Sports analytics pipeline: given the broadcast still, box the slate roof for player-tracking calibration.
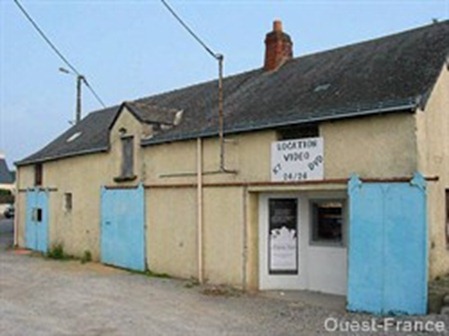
[17,20,449,166]
[0,157,14,184]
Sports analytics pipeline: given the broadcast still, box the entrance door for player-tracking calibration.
[25,189,49,253]
[259,192,347,295]
[100,185,145,271]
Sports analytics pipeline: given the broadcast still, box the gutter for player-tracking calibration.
[15,146,109,167]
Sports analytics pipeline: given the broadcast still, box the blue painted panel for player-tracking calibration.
[347,173,427,315]
[383,175,427,315]
[347,176,384,314]
[36,191,49,253]
[25,189,49,253]
[101,185,145,271]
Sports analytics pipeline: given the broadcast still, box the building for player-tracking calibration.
[15,20,449,315]
[0,153,14,191]
[0,152,15,215]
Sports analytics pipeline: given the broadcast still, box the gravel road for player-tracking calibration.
[0,219,448,336]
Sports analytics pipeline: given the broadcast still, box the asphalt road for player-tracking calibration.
[0,218,448,336]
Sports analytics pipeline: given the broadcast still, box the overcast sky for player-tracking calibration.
[1,0,449,168]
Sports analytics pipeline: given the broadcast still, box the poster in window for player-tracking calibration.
[268,198,298,274]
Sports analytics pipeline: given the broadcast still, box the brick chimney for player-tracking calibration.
[264,20,293,71]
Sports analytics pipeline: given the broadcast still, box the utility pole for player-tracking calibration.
[76,75,85,124]
[59,67,85,124]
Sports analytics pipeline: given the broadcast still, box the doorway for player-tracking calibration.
[259,192,347,295]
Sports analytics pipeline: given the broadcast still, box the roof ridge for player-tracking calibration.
[85,21,448,118]
[292,20,449,64]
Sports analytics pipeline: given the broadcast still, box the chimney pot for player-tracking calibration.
[273,20,283,32]
[264,20,293,71]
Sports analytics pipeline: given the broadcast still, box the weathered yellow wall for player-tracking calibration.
[416,66,449,279]
[203,187,244,286]
[322,113,417,178]
[147,188,198,279]
[44,152,109,258]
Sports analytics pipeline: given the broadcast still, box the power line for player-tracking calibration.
[160,0,231,172]
[13,0,106,108]
[160,0,221,60]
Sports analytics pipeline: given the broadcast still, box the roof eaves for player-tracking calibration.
[15,146,109,167]
[142,101,417,146]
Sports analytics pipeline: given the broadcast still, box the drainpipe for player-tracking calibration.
[197,138,204,283]
[13,168,19,247]
[242,186,248,290]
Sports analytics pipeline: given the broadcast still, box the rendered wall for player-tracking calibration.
[147,187,198,279]
[416,66,449,279]
[203,187,244,286]
[322,112,417,178]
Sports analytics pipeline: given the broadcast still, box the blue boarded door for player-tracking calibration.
[101,185,146,271]
[25,189,49,253]
[347,173,427,315]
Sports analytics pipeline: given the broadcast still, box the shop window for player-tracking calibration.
[34,163,43,186]
[277,124,319,140]
[311,200,344,245]
[64,193,73,212]
[446,190,449,249]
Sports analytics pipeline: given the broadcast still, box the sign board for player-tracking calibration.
[268,199,298,274]
[271,137,324,182]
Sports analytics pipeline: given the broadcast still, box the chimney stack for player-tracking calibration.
[264,20,293,71]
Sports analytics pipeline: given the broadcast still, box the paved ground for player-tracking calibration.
[1,219,448,336]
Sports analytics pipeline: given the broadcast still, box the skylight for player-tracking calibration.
[314,84,331,93]
[66,131,82,143]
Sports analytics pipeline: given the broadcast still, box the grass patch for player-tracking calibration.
[184,277,200,288]
[46,243,74,261]
[201,284,242,297]
[81,250,92,264]
[128,269,171,279]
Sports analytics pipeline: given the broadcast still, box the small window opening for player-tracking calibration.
[33,208,43,222]
[64,193,73,212]
[34,164,43,186]
[277,124,319,140]
[121,136,134,178]
[311,200,344,245]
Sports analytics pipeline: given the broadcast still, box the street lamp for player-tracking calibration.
[59,67,85,124]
